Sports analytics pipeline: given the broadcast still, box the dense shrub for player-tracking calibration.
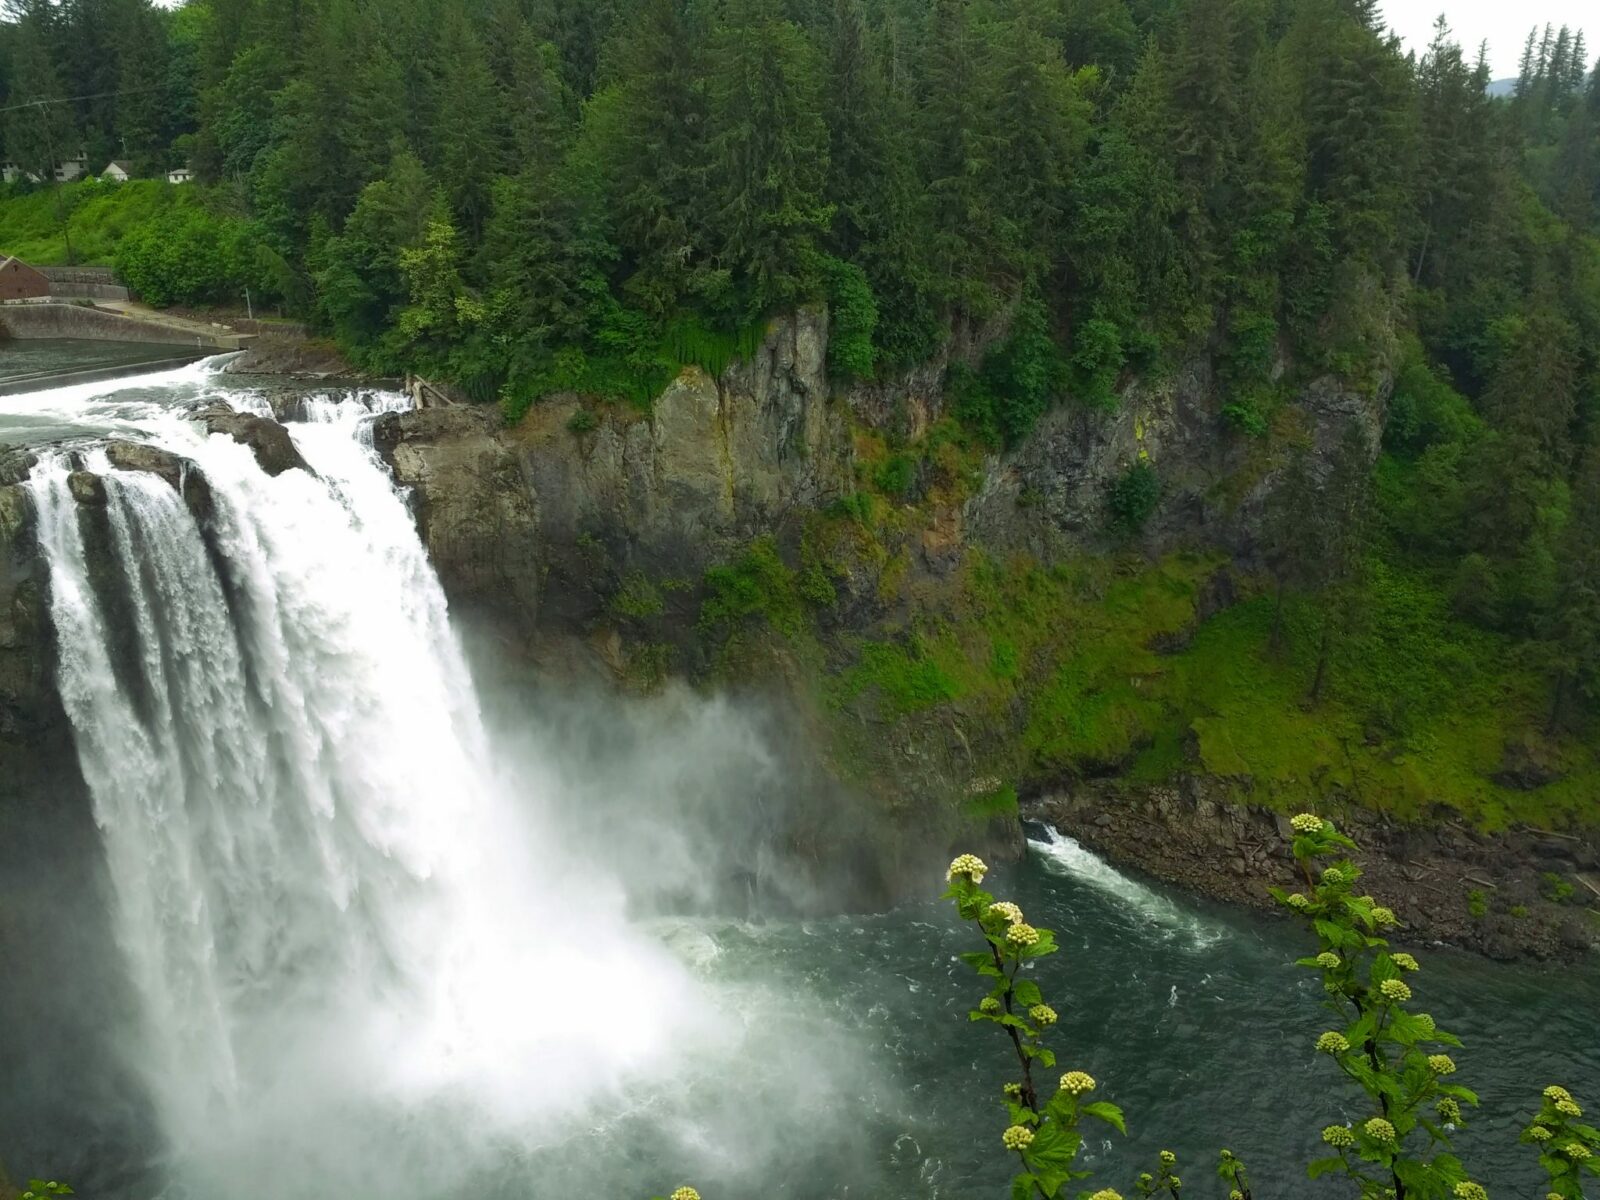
[1107,462,1161,537]
[115,205,280,307]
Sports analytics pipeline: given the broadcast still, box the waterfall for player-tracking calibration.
[24,376,697,1196]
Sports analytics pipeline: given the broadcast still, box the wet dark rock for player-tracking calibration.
[0,449,37,488]
[373,406,542,636]
[68,471,105,506]
[222,336,354,378]
[195,405,310,477]
[1494,733,1566,790]
[103,441,214,522]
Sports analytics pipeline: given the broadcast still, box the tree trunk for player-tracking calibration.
[1546,669,1569,735]
[1307,623,1332,704]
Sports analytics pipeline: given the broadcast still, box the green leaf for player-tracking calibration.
[1035,1046,1056,1067]
[1080,1100,1126,1134]
[1014,979,1044,1007]
[1307,1156,1345,1180]
[1011,1174,1038,1200]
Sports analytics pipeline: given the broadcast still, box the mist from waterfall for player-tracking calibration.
[23,382,722,1197]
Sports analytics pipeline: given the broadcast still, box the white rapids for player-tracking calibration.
[18,363,701,1195]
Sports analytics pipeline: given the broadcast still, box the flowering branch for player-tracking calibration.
[1521,1085,1598,1198]
[1273,813,1488,1200]
[944,853,1127,1200]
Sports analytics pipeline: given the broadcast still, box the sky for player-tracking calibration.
[1380,0,1594,77]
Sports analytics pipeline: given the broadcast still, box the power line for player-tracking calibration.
[0,83,168,117]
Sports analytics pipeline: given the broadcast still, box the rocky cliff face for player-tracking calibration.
[378,309,1388,642]
[0,449,63,791]
[376,307,855,639]
[362,309,1411,910]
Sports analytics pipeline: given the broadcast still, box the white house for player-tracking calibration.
[101,161,134,182]
[167,167,193,184]
[54,150,88,182]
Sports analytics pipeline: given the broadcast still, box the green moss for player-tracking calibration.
[965,782,1020,821]
[611,571,665,619]
[837,638,961,715]
[700,534,839,638]
[810,541,1600,832]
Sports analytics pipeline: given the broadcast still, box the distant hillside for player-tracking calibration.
[1487,77,1517,96]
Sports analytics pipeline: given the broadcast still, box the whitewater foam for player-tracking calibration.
[1027,824,1227,948]
[23,370,704,1196]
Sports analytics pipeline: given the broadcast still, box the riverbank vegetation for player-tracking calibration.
[3,1,1599,814]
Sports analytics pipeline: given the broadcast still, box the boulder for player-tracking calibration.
[67,471,106,506]
[195,405,310,477]
[103,441,214,521]
[0,449,37,488]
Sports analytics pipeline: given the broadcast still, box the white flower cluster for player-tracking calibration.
[1059,1070,1096,1095]
[947,854,988,884]
[1002,1125,1034,1151]
[1379,978,1412,1002]
[1291,813,1324,834]
[1364,1118,1396,1143]
[1006,923,1040,948]
[987,901,1024,925]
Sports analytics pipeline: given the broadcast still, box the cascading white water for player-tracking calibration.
[24,372,701,1196]
[1027,824,1226,948]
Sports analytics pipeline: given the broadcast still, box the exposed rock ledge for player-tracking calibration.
[1029,780,1599,963]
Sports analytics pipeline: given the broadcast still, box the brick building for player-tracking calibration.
[0,257,51,301]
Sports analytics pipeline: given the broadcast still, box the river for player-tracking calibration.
[0,360,1594,1200]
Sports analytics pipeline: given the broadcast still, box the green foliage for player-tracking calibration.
[567,408,599,435]
[0,179,199,267]
[1107,463,1161,538]
[1540,872,1577,905]
[115,202,281,307]
[840,639,961,716]
[951,293,1069,449]
[1274,816,1488,1200]
[1521,1085,1599,1198]
[873,453,916,498]
[611,572,665,620]
[820,256,878,381]
[700,536,809,637]
[20,1181,73,1200]
[1069,318,1125,411]
[943,855,1126,1199]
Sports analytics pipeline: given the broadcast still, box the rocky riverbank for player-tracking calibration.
[1028,780,1600,962]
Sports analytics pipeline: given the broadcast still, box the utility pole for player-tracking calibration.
[35,100,75,266]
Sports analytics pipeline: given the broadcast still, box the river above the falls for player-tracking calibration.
[0,361,1595,1200]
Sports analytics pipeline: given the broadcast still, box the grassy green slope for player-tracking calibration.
[0,179,191,266]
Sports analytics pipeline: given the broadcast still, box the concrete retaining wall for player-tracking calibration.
[0,302,249,350]
[38,266,121,284]
[37,267,132,302]
[47,282,132,301]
